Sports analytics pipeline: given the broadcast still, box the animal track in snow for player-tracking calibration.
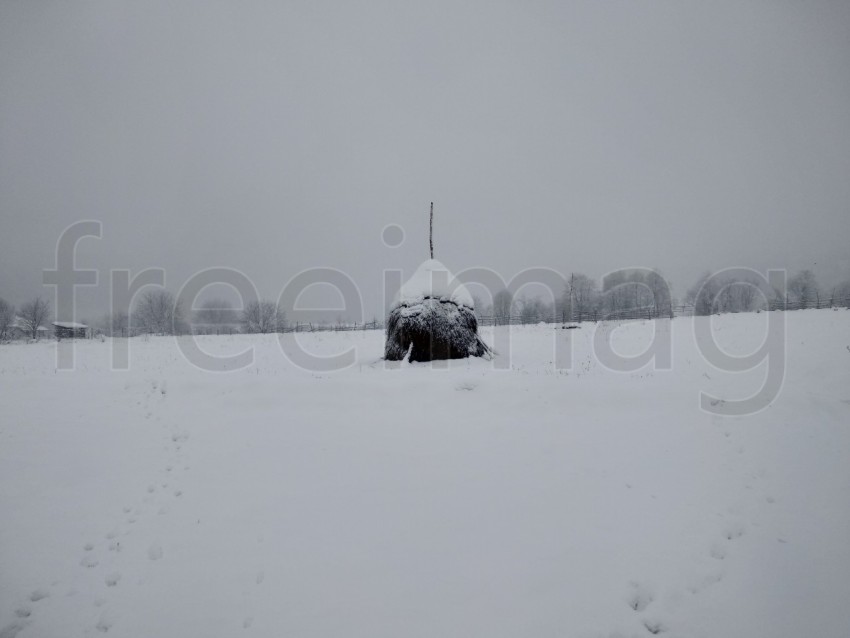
[13,607,31,619]
[255,571,265,585]
[96,610,115,633]
[105,572,121,587]
[29,589,49,602]
[628,582,654,612]
[723,524,745,541]
[644,618,667,634]
[80,555,99,568]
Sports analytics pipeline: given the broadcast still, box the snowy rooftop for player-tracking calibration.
[52,321,88,329]
[11,317,49,330]
[392,259,474,309]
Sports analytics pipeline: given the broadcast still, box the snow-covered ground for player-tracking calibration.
[1,309,849,638]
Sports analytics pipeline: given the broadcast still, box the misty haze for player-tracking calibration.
[1,3,849,638]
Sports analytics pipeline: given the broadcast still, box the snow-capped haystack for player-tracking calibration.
[384,205,491,362]
[394,259,474,309]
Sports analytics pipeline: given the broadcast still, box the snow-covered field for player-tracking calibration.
[1,310,849,638]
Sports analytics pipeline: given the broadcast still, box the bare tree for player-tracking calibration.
[134,290,184,335]
[492,290,513,326]
[771,286,787,309]
[0,297,14,340]
[686,272,720,316]
[688,274,760,315]
[787,269,819,308]
[471,295,484,320]
[517,296,535,325]
[242,300,285,334]
[835,279,850,308]
[645,270,673,318]
[601,270,628,315]
[733,279,759,312]
[517,296,555,324]
[567,273,598,321]
[19,297,50,340]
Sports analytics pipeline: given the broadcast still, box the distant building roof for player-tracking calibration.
[52,321,88,329]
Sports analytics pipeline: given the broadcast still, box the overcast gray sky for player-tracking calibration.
[2,1,849,320]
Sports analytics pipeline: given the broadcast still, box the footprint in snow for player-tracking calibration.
[255,571,265,585]
[29,589,49,602]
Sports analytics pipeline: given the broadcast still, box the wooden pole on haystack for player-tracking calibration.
[429,202,434,259]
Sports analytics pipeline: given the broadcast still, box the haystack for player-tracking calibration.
[384,258,491,362]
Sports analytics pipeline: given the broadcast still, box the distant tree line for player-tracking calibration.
[2,267,849,341]
[476,267,850,324]
[97,291,288,336]
[479,269,674,325]
[686,268,848,316]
